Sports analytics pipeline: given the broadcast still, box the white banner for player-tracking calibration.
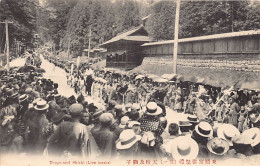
[76,56,80,68]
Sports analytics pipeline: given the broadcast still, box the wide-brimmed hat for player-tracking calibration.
[241,128,260,147]
[69,103,83,115]
[188,115,199,123]
[34,100,49,111]
[145,102,162,116]
[114,104,123,111]
[179,120,192,127]
[132,103,141,111]
[171,136,199,159]
[207,138,229,156]
[125,103,132,112]
[248,112,259,123]
[92,110,103,121]
[119,116,130,129]
[128,121,140,128]
[217,124,240,146]
[116,129,141,150]
[195,121,213,138]
[19,94,28,103]
[51,112,66,123]
[232,135,253,146]
[10,92,19,99]
[33,98,43,105]
[231,135,253,155]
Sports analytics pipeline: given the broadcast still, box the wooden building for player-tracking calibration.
[83,48,107,59]
[141,29,260,60]
[100,25,152,70]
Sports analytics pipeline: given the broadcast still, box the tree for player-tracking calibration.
[0,0,37,53]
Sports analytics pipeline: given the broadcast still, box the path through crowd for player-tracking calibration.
[9,56,188,128]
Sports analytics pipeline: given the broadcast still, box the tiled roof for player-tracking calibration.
[142,29,260,46]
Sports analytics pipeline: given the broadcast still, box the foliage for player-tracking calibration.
[0,0,37,52]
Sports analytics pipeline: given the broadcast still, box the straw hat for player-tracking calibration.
[179,120,192,127]
[51,112,66,123]
[128,121,140,128]
[19,94,28,103]
[145,102,162,116]
[195,121,213,138]
[34,100,49,111]
[125,103,132,112]
[207,138,229,156]
[116,129,141,150]
[217,124,240,146]
[241,128,260,147]
[249,113,260,123]
[119,116,130,129]
[92,110,104,121]
[170,136,199,159]
[188,115,199,123]
[132,103,141,111]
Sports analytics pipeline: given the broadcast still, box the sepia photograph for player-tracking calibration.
[0,0,259,166]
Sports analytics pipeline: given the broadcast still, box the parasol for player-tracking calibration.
[17,65,35,73]
[135,75,145,80]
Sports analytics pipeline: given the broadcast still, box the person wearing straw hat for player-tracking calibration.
[191,121,213,158]
[48,103,100,158]
[119,116,129,129]
[138,102,165,159]
[24,100,49,154]
[217,123,240,147]
[188,114,199,131]
[170,136,199,160]
[140,102,164,143]
[227,135,254,158]
[207,137,229,159]
[179,120,192,136]
[242,127,260,154]
[116,129,141,159]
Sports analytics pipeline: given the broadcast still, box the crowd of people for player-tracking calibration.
[0,50,260,163]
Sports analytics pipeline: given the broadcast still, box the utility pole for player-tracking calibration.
[88,27,91,61]
[67,37,70,60]
[173,0,180,74]
[1,20,13,72]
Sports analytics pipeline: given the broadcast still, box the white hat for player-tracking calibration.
[116,129,141,150]
[128,121,140,128]
[145,102,162,116]
[132,103,141,111]
[217,124,240,146]
[34,100,49,111]
[241,128,260,147]
[119,116,130,129]
[195,121,213,138]
[171,136,199,159]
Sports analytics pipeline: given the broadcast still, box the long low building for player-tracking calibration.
[141,29,260,60]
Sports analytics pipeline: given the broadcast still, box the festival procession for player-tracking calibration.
[0,0,260,165]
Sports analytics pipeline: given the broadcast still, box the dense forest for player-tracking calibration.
[1,0,260,56]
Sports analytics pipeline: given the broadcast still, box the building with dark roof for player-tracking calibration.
[100,25,152,70]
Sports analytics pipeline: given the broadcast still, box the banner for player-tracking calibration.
[76,56,80,68]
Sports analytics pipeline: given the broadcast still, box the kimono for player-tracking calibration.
[47,121,100,158]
